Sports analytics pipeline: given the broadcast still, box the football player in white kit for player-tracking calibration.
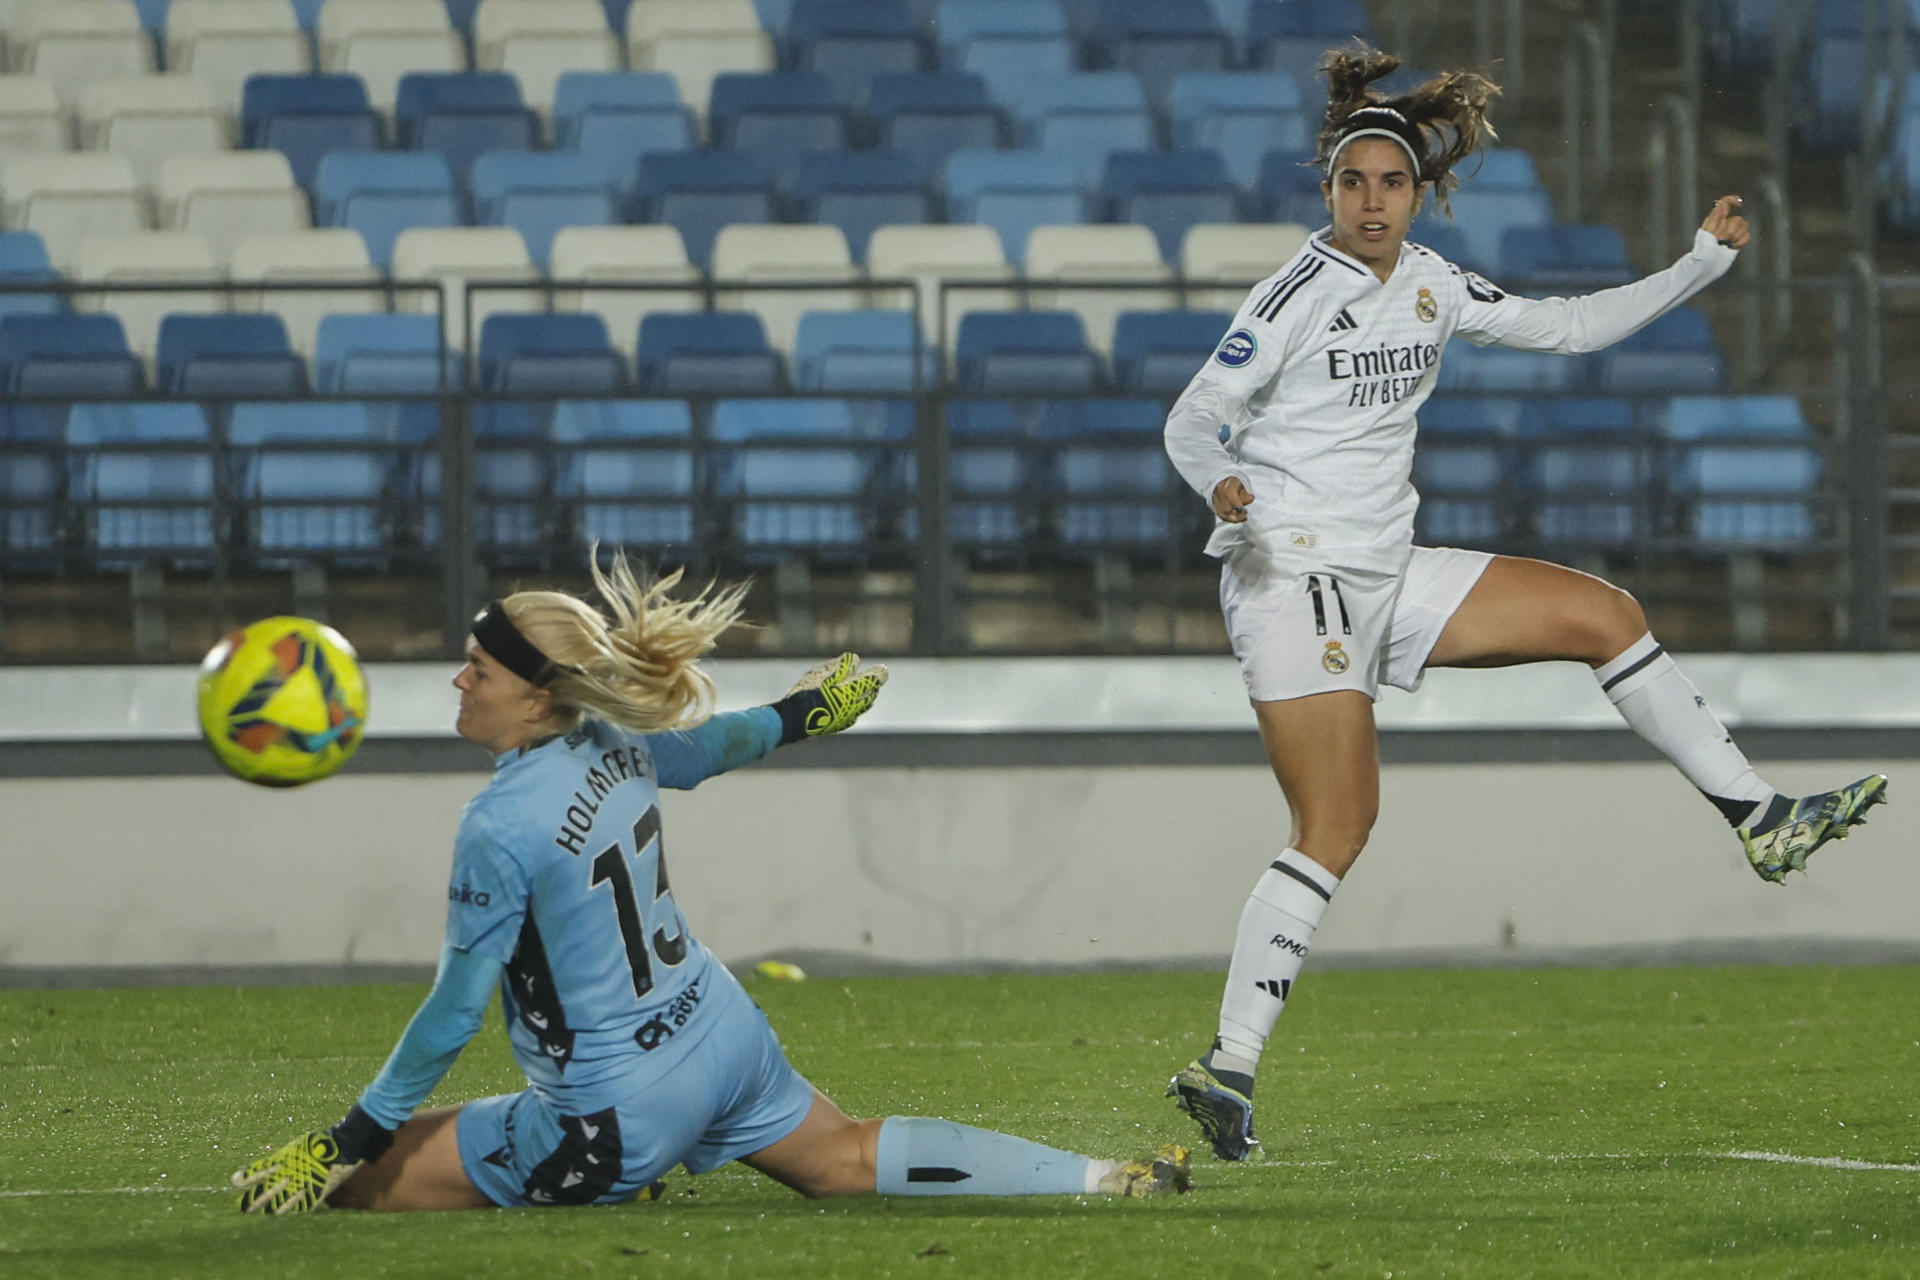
[1162,46,1887,1162]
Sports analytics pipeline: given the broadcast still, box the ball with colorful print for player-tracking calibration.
[196,617,368,786]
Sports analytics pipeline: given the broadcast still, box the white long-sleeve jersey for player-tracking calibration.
[1163,226,1739,572]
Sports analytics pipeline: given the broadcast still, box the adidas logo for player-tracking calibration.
[1327,308,1357,332]
[1255,978,1292,1000]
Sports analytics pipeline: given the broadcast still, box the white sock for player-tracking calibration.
[1212,848,1340,1078]
[1597,633,1775,827]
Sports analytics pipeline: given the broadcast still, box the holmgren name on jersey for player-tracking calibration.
[1326,340,1440,409]
[552,744,659,856]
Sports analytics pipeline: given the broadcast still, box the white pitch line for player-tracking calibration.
[1716,1150,1920,1173]
[0,1185,225,1199]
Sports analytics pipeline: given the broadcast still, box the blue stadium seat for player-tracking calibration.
[1259,151,1329,226]
[786,0,924,103]
[0,231,62,320]
[314,151,462,267]
[1436,343,1581,394]
[939,1,1075,108]
[944,398,1038,552]
[242,75,385,189]
[791,150,931,259]
[710,398,882,555]
[1594,307,1727,393]
[1039,397,1174,552]
[552,398,697,551]
[633,151,776,270]
[1519,397,1649,547]
[1013,71,1153,184]
[707,72,850,174]
[1111,309,1230,391]
[1662,394,1822,549]
[1498,224,1634,289]
[866,72,1003,173]
[314,314,456,394]
[1168,71,1309,192]
[1408,222,1489,275]
[635,312,785,393]
[1247,0,1374,80]
[1440,154,1556,268]
[0,314,142,397]
[0,405,63,561]
[944,149,1088,266]
[955,310,1102,392]
[469,150,615,268]
[1089,0,1229,104]
[66,403,216,569]
[794,309,935,390]
[1103,149,1241,260]
[155,314,306,398]
[1412,396,1522,545]
[478,313,626,393]
[229,401,388,566]
[553,71,688,147]
[395,73,539,178]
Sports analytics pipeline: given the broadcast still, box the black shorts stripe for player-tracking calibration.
[1270,858,1333,902]
[1306,575,1327,636]
[1257,258,1324,321]
[1328,577,1352,635]
[1600,644,1666,693]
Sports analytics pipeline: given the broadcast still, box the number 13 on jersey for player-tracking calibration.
[589,805,688,999]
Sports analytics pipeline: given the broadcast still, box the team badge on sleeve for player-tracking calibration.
[1215,329,1257,367]
[1414,288,1437,322]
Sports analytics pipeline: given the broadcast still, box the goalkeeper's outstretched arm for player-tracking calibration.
[649,652,889,789]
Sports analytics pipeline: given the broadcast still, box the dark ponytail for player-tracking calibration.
[1313,43,1501,216]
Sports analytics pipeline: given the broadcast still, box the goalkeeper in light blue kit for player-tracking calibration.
[232,551,1188,1214]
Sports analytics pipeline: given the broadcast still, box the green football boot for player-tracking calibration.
[1739,774,1888,883]
[1097,1143,1193,1197]
[1167,1057,1257,1162]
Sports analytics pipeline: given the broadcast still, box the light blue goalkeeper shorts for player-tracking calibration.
[455,968,816,1206]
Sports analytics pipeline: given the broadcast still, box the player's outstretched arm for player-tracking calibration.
[650,653,889,788]
[233,1104,393,1215]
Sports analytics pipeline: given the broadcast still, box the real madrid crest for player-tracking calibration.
[1322,641,1350,674]
[1414,287,1437,323]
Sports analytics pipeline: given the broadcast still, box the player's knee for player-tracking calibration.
[1296,807,1376,873]
[794,1117,882,1198]
[1583,582,1648,661]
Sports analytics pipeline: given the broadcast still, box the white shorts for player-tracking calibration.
[1220,544,1493,702]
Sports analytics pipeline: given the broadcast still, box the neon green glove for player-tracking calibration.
[772,652,889,742]
[233,1105,392,1214]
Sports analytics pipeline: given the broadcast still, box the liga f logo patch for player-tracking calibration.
[1215,328,1257,367]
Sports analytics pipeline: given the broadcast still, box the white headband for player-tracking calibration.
[1325,127,1422,179]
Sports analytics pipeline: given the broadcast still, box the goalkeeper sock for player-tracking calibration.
[1597,634,1775,827]
[1212,848,1340,1080]
[875,1117,1106,1196]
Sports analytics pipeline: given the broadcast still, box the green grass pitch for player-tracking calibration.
[2,966,1917,1278]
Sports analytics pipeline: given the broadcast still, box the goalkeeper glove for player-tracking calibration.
[233,1104,394,1215]
[772,652,888,744]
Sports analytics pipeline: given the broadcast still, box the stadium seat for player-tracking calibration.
[314,150,461,268]
[1436,151,1556,270]
[72,230,224,364]
[709,397,884,555]
[0,152,148,272]
[1103,149,1241,261]
[636,31,776,128]
[394,72,538,177]
[1246,0,1373,80]
[0,75,66,153]
[155,152,311,263]
[0,312,142,396]
[472,0,621,117]
[1593,307,1727,393]
[76,76,228,188]
[1498,225,1635,290]
[240,74,384,189]
[553,70,689,155]
[943,148,1088,268]
[786,0,923,103]
[1039,396,1175,553]
[6,0,156,105]
[635,311,784,393]
[165,0,312,120]
[0,230,63,321]
[1437,343,1582,394]
[65,400,216,569]
[633,149,775,270]
[1258,149,1330,226]
[229,228,384,359]
[1168,70,1310,192]
[1179,222,1311,310]
[552,398,696,552]
[794,308,934,390]
[942,397,1035,553]
[710,224,863,356]
[1411,395,1521,545]
[548,225,703,361]
[155,313,306,396]
[317,0,468,113]
[791,150,931,262]
[1661,394,1822,549]
[1408,221,1489,276]
[469,150,614,269]
[1111,309,1230,392]
[228,399,389,566]
[390,226,540,350]
[707,71,849,187]
[865,223,1016,360]
[1519,396,1649,547]
[1010,71,1153,185]
[313,312,456,393]
[1024,223,1176,356]
[1086,0,1229,104]
[955,310,1102,392]
[477,312,625,393]
[0,403,62,560]
[865,71,1002,175]
[939,3,1073,109]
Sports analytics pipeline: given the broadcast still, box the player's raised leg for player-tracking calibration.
[1171,688,1375,1161]
[743,1090,1190,1198]
[1426,555,1886,881]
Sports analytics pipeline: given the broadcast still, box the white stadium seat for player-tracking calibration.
[1180,222,1311,311]
[0,150,147,270]
[0,74,66,152]
[317,0,465,112]
[549,225,702,359]
[77,76,229,187]
[476,0,620,117]
[624,0,762,44]
[6,0,154,104]
[639,33,774,126]
[73,229,224,363]
[711,223,862,356]
[229,228,384,357]
[165,0,312,126]
[390,226,539,349]
[1023,224,1176,356]
[156,151,309,261]
[866,223,1015,356]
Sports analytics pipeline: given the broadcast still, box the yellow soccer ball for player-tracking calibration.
[196,617,369,787]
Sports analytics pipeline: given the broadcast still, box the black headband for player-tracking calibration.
[471,600,560,687]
